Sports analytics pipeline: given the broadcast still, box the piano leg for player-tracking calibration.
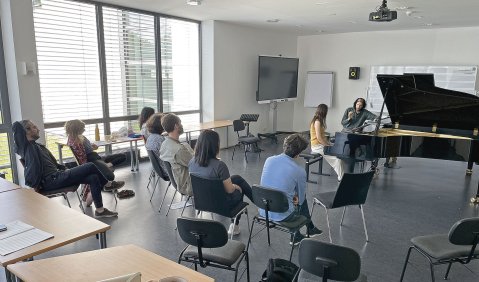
[466,159,473,176]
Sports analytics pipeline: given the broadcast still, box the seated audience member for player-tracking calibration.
[145,113,168,173]
[64,120,125,205]
[260,134,322,245]
[341,97,377,131]
[310,104,345,181]
[189,130,253,236]
[159,113,194,196]
[13,120,118,218]
[139,107,155,141]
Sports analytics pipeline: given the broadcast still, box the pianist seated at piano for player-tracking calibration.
[310,104,345,181]
[341,97,377,132]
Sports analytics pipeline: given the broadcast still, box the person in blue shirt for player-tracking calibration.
[259,133,322,245]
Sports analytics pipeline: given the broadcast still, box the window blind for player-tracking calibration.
[103,7,157,118]
[160,18,200,113]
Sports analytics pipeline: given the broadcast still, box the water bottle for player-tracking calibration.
[94,124,100,141]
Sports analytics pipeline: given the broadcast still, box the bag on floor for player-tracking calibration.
[261,258,299,282]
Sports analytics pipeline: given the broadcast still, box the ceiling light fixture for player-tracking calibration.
[266,19,280,23]
[186,0,201,6]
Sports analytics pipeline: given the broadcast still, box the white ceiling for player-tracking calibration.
[94,0,479,35]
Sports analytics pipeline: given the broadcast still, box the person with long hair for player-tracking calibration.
[188,129,253,236]
[139,107,155,141]
[65,120,125,205]
[310,104,345,181]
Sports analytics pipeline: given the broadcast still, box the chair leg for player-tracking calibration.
[266,219,271,246]
[246,219,255,251]
[289,231,297,261]
[146,169,155,191]
[429,260,436,282]
[359,205,369,242]
[180,196,190,216]
[245,250,250,282]
[340,207,347,226]
[232,144,236,160]
[149,177,160,202]
[158,182,171,213]
[245,209,251,235]
[400,246,414,282]
[63,193,72,208]
[75,190,86,214]
[166,190,177,216]
[324,206,332,243]
[444,262,452,280]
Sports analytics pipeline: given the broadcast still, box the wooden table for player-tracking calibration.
[0,178,21,193]
[0,189,110,281]
[183,120,233,146]
[7,244,214,282]
[56,136,143,172]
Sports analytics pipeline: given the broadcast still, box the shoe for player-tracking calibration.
[85,192,93,207]
[227,223,241,236]
[94,208,118,218]
[104,181,125,192]
[289,233,305,246]
[307,227,323,238]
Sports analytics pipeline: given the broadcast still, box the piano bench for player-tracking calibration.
[299,153,330,183]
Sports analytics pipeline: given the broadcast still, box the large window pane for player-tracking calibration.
[160,18,200,112]
[0,133,12,181]
[33,0,102,124]
[103,8,157,118]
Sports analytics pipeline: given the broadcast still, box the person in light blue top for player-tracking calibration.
[259,133,322,245]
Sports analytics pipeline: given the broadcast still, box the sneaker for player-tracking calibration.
[289,233,305,246]
[94,208,118,218]
[227,223,241,236]
[104,181,125,192]
[307,227,323,238]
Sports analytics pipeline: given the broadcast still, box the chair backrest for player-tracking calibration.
[233,120,245,132]
[190,173,231,217]
[252,185,289,213]
[448,217,479,245]
[68,146,82,165]
[146,150,170,182]
[298,239,360,281]
[177,217,228,248]
[332,171,375,208]
[163,160,178,189]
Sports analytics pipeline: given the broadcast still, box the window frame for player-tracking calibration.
[39,0,202,135]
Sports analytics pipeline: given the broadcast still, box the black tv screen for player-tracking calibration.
[257,56,299,103]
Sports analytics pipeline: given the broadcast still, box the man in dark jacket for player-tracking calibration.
[13,120,118,218]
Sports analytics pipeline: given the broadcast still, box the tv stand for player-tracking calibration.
[258,101,296,143]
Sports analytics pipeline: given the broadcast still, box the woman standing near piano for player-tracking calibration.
[310,104,345,181]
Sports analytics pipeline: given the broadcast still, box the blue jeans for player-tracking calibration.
[42,163,108,208]
[228,175,253,224]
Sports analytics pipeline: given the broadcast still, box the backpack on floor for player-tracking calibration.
[261,258,299,282]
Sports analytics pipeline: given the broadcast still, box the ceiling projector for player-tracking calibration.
[369,0,397,22]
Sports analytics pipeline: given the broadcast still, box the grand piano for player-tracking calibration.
[324,73,479,202]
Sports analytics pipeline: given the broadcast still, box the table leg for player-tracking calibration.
[99,232,107,249]
[57,144,64,165]
[5,268,14,282]
[129,141,134,171]
[134,140,139,171]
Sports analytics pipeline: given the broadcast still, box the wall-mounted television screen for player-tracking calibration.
[257,56,299,104]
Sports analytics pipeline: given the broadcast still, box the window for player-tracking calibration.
[103,7,157,118]
[33,0,102,154]
[160,18,200,113]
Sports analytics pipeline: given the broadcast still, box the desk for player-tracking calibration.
[0,189,110,281]
[7,244,214,282]
[183,120,233,147]
[56,136,143,172]
[0,178,21,193]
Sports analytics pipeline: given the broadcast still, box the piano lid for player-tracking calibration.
[376,74,479,137]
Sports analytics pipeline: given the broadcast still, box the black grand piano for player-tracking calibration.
[324,73,479,202]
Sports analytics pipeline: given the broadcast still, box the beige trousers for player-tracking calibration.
[311,144,344,181]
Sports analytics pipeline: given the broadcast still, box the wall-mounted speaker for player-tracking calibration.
[349,67,360,80]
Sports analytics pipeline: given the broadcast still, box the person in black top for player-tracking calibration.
[12,120,118,218]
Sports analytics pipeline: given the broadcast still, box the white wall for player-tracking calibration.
[203,21,297,146]
[293,27,479,133]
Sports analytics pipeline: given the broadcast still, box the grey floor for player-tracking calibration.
[2,135,479,282]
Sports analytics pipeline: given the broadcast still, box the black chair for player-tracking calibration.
[19,158,85,213]
[190,173,249,239]
[247,185,311,261]
[295,239,362,282]
[146,150,171,203]
[400,217,479,282]
[163,160,191,216]
[232,120,260,162]
[311,171,375,242]
[177,217,250,282]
